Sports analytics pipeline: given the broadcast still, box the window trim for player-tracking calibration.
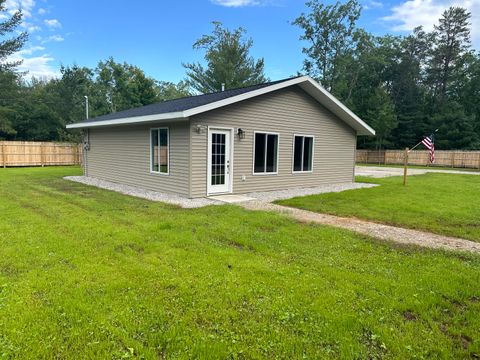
[149,127,170,176]
[292,134,315,174]
[252,131,280,176]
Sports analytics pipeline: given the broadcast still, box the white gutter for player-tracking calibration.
[66,111,186,129]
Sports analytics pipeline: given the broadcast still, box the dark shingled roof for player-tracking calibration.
[80,77,301,124]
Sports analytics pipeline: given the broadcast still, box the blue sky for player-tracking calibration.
[5,0,480,82]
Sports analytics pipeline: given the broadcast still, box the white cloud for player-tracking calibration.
[4,0,36,18]
[211,0,265,7]
[43,34,64,42]
[3,0,43,33]
[383,0,480,47]
[44,18,61,28]
[17,54,59,79]
[363,0,383,10]
[1,0,64,80]
[7,46,59,80]
[17,45,45,55]
[21,21,41,32]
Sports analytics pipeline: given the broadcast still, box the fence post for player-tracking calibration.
[40,143,45,167]
[403,148,409,186]
[1,142,5,168]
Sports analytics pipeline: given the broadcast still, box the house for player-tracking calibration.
[66,76,375,198]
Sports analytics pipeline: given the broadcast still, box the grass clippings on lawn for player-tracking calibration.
[0,167,479,358]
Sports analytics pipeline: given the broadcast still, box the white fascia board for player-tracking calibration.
[299,77,375,136]
[65,111,186,129]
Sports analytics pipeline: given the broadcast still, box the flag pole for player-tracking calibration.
[403,129,438,186]
[409,141,423,152]
[404,141,424,186]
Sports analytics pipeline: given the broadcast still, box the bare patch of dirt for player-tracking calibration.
[403,310,417,321]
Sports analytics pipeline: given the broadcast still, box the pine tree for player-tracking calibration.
[183,22,267,94]
[0,0,27,138]
[364,86,397,149]
[0,0,28,71]
[433,101,476,149]
[389,27,431,148]
[427,7,471,102]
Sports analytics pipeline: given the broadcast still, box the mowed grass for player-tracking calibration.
[278,173,480,242]
[0,167,479,359]
[358,163,480,172]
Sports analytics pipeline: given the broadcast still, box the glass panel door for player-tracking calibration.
[211,133,226,186]
[208,129,231,194]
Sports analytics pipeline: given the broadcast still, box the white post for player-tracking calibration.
[84,95,89,119]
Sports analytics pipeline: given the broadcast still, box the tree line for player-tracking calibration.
[0,0,479,149]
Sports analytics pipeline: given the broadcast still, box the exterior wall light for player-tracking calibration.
[237,128,245,140]
[195,124,207,134]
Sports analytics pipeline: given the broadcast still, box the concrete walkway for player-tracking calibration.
[241,201,480,254]
[356,165,480,178]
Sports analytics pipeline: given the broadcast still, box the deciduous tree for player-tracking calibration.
[293,0,361,92]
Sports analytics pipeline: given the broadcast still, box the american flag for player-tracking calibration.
[422,134,435,163]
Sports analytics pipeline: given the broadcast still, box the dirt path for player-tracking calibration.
[242,201,480,253]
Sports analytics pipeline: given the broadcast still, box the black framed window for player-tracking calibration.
[254,132,278,174]
[293,135,313,172]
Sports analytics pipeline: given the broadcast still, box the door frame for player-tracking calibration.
[207,126,234,196]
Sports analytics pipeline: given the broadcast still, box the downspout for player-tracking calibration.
[83,129,90,177]
[353,131,357,182]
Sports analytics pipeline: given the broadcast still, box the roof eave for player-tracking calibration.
[65,77,309,129]
[65,76,376,136]
[65,111,186,129]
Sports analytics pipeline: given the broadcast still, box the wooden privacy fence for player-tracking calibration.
[0,141,82,168]
[357,150,480,169]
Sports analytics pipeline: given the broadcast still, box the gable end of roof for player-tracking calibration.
[66,76,375,136]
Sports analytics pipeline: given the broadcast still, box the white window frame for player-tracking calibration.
[149,127,170,175]
[292,134,315,174]
[252,131,280,175]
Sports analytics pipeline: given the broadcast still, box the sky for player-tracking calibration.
[3,0,480,82]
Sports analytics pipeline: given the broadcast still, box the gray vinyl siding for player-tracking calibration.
[85,121,190,196]
[190,86,356,198]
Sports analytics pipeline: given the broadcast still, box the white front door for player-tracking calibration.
[207,128,232,195]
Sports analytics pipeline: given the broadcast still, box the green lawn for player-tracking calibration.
[0,167,479,358]
[277,173,480,242]
[358,163,480,172]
